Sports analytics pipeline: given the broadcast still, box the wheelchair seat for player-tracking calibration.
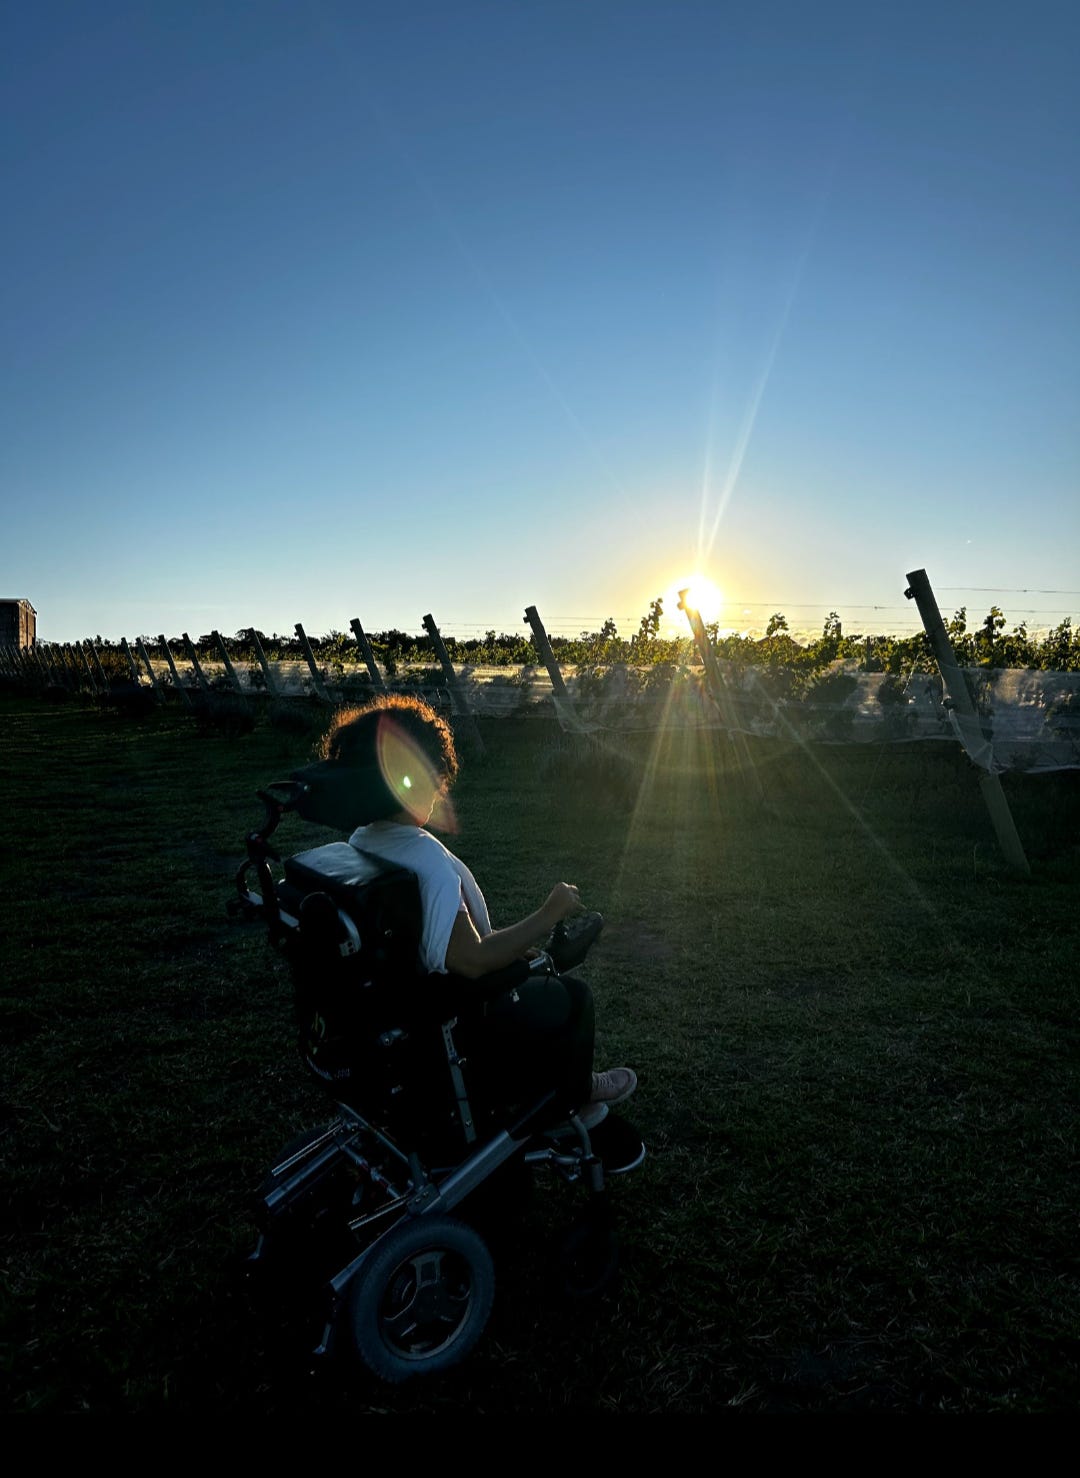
[275,839,533,1156]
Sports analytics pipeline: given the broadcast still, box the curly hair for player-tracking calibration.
[318,694,459,823]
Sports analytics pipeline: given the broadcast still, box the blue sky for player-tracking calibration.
[3,0,1077,644]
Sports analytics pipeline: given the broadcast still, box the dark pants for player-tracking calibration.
[465,973,594,1115]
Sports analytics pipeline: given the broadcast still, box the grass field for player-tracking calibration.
[3,691,1079,1413]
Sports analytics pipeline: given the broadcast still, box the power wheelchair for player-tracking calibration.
[230,760,645,1383]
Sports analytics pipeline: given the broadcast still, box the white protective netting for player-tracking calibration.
[139,657,1080,773]
[550,663,1080,774]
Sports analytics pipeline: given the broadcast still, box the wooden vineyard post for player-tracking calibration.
[422,613,485,754]
[71,644,94,688]
[52,645,73,686]
[249,630,280,697]
[86,642,110,690]
[158,636,194,709]
[120,638,143,687]
[181,633,213,696]
[678,589,766,805]
[523,603,584,732]
[43,648,61,684]
[75,642,101,693]
[48,645,74,689]
[211,631,245,696]
[350,617,386,689]
[523,605,569,697]
[135,639,165,702]
[294,623,331,703]
[679,594,725,703]
[904,568,1030,875]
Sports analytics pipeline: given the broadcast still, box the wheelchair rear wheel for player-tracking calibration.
[348,1216,495,1382]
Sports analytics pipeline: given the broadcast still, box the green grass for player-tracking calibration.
[2,693,1079,1412]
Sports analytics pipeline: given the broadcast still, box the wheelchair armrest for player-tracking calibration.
[416,958,531,1021]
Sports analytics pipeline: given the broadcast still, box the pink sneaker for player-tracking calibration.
[589,1067,638,1106]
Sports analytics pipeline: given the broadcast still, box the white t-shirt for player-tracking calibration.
[347,821,492,975]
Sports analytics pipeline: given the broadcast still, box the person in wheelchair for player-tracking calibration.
[319,693,637,1121]
[237,694,646,1380]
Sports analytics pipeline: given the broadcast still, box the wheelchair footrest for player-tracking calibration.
[581,1113,646,1175]
[531,1110,645,1174]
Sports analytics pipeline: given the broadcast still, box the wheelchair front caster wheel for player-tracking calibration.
[348,1216,495,1383]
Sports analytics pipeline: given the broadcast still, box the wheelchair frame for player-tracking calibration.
[230,773,643,1382]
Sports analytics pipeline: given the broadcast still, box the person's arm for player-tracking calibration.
[443,883,581,979]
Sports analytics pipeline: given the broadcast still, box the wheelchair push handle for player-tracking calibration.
[253,781,309,839]
[229,780,310,928]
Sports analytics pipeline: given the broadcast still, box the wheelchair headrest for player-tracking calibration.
[289,759,386,831]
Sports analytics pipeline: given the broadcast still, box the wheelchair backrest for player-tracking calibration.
[277,842,424,1085]
[280,842,421,973]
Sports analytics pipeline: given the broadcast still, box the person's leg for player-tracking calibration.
[471,972,594,1112]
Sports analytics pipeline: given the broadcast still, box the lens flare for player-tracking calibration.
[375,716,457,831]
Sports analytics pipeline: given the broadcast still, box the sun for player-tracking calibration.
[667,574,724,625]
